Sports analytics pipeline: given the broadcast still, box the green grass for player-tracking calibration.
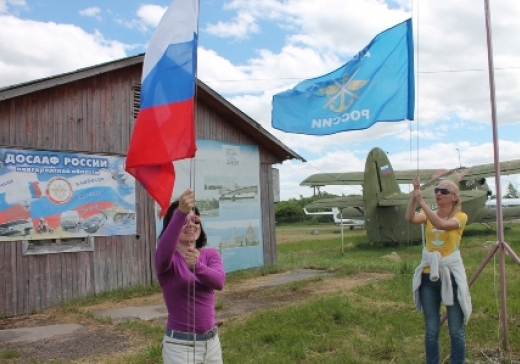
[15,223,519,363]
[0,348,21,360]
[217,223,520,364]
[112,222,519,363]
[57,283,162,314]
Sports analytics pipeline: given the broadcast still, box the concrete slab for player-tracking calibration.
[0,324,83,343]
[92,305,167,322]
[249,269,331,288]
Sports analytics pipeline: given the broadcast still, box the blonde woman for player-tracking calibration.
[405,177,472,364]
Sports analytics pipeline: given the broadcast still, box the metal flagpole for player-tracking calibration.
[483,0,508,350]
[440,0,520,353]
[190,0,201,360]
[479,0,520,351]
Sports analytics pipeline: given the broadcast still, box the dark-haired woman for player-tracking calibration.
[155,189,225,364]
[405,178,472,364]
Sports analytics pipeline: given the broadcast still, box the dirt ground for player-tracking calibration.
[0,272,391,363]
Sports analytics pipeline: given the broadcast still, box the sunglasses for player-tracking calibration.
[183,215,201,225]
[434,187,452,195]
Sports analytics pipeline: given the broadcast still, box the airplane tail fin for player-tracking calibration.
[363,147,401,199]
[362,147,421,243]
[331,207,340,223]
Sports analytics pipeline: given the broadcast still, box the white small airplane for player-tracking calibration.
[303,207,364,230]
[485,198,520,208]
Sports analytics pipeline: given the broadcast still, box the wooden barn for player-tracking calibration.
[0,54,304,317]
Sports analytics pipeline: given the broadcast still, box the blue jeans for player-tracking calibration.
[419,273,465,364]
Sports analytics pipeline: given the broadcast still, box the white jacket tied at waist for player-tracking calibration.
[412,249,472,325]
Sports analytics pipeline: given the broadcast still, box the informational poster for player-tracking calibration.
[156,140,263,273]
[0,148,136,241]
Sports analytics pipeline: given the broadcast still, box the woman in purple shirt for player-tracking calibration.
[155,189,225,364]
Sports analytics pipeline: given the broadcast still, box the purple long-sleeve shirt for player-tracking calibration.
[154,209,225,333]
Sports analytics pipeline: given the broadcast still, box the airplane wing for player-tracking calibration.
[377,190,487,207]
[301,169,449,186]
[418,159,520,190]
[473,205,520,223]
[400,159,520,184]
[394,170,447,184]
[300,172,365,186]
[301,151,520,188]
[304,195,364,210]
[459,159,520,180]
[305,190,486,210]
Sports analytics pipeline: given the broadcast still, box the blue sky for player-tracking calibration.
[1,0,519,200]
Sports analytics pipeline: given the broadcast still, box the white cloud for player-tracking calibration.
[117,4,167,32]
[0,0,25,13]
[195,0,520,200]
[79,6,101,20]
[0,0,518,202]
[279,139,520,200]
[0,15,128,87]
[136,4,167,27]
[199,44,340,96]
[201,0,520,131]
[198,47,252,91]
[206,0,409,53]
[204,10,259,39]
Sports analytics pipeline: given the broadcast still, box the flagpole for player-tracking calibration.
[192,1,201,360]
[483,0,509,350]
[187,2,201,359]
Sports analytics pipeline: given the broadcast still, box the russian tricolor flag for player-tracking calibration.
[380,165,391,175]
[125,0,198,216]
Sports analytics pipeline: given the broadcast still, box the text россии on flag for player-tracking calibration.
[271,18,414,135]
[125,0,198,216]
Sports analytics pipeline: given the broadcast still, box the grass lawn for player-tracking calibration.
[1,222,518,363]
[220,223,520,364]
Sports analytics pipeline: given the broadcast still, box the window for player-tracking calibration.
[22,236,94,255]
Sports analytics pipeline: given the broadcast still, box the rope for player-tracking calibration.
[414,1,425,249]
[402,0,422,248]
[187,1,200,359]
[189,158,197,361]
[414,0,420,174]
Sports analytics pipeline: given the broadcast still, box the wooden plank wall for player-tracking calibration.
[260,163,277,265]
[0,63,284,317]
[0,64,158,317]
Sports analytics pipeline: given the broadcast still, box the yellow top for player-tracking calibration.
[421,211,468,273]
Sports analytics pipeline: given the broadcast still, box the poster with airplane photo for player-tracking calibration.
[155,139,263,273]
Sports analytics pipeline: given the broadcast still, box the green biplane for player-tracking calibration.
[301,147,520,244]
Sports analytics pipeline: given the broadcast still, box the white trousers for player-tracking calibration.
[162,334,223,364]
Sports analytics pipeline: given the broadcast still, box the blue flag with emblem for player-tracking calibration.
[271,19,414,135]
